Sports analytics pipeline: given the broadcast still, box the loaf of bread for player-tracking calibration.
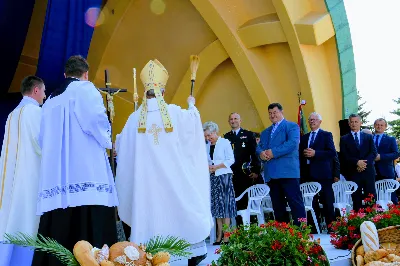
[361,221,380,252]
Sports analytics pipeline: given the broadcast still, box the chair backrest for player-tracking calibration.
[375,179,400,202]
[300,182,321,207]
[332,181,358,204]
[246,184,270,213]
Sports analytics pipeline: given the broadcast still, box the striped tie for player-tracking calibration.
[271,123,277,138]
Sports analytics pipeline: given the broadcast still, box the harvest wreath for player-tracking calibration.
[4,233,191,266]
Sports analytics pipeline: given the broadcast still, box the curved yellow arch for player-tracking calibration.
[189,0,274,127]
[86,0,348,142]
[171,40,229,106]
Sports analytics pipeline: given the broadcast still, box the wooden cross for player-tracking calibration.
[98,69,127,177]
[148,124,162,145]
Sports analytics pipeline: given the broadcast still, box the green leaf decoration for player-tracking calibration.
[145,235,192,258]
[4,232,79,266]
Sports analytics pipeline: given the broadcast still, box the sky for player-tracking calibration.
[344,0,400,125]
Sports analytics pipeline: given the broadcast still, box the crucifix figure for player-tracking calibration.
[98,69,127,176]
[148,124,162,145]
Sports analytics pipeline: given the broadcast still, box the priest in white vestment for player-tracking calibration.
[115,59,212,266]
[32,55,119,266]
[0,76,46,266]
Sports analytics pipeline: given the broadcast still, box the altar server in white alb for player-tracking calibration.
[0,76,46,266]
[32,55,119,266]
[115,59,212,266]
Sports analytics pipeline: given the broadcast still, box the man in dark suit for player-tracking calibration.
[373,118,400,204]
[340,114,377,211]
[299,112,337,232]
[257,103,306,225]
[224,113,260,223]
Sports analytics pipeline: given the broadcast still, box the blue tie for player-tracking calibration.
[309,132,316,148]
[271,123,278,138]
[375,135,380,148]
[354,132,360,148]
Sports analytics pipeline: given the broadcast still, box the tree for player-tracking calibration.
[357,91,372,129]
[389,97,400,140]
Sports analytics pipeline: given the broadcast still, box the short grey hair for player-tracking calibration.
[203,121,219,133]
[362,128,372,135]
[308,112,322,120]
[146,88,165,97]
[348,113,361,120]
[374,118,388,126]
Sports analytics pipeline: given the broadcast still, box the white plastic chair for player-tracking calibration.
[261,195,275,220]
[236,184,270,226]
[375,179,400,210]
[286,182,321,234]
[332,181,358,216]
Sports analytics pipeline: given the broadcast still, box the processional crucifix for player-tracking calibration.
[98,70,127,177]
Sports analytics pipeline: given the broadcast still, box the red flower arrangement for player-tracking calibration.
[210,219,329,266]
[329,194,400,250]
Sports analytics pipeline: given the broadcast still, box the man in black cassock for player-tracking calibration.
[32,55,118,266]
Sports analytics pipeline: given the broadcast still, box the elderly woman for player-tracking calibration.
[203,121,236,245]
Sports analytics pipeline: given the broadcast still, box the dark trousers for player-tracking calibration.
[350,174,376,211]
[376,174,399,204]
[32,206,117,266]
[268,178,306,226]
[310,180,336,232]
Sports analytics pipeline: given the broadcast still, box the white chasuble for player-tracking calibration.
[115,98,212,245]
[36,81,118,215]
[0,99,42,241]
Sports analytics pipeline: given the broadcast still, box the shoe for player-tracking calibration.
[188,254,207,266]
[212,241,221,245]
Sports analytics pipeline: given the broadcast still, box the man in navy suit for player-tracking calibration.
[373,118,400,204]
[340,114,377,211]
[300,112,337,231]
[257,103,306,225]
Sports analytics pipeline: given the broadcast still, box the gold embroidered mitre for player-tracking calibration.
[138,59,173,133]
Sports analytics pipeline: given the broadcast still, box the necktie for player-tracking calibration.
[271,123,277,138]
[309,132,316,148]
[375,135,380,148]
[354,132,360,148]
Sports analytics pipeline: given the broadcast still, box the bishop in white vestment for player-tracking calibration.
[32,55,119,266]
[0,76,46,266]
[116,59,212,266]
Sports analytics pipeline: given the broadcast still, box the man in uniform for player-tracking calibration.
[223,113,260,224]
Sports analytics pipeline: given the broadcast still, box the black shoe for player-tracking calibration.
[212,241,221,245]
[188,254,207,266]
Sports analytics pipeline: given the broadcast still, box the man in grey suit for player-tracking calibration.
[257,103,306,225]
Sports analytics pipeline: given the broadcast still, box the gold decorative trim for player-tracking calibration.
[0,106,25,208]
[0,112,13,208]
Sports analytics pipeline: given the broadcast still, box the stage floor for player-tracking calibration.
[170,234,351,266]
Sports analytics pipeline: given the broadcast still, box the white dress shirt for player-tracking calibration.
[352,131,361,145]
[307,128,320,164]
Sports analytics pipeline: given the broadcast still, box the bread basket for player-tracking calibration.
[351,225,400,266]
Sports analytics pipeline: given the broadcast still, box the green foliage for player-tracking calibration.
[211,221,329,266]
[4,233,192,266]
[357,91,372,128]
[145,235,192,258]
[388,97,400,140]
[4,233,78,266]
[330,194,400,250]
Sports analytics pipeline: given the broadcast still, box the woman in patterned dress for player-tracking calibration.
[203,121,236,245]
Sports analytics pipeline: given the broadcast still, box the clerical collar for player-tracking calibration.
[22,96,40,106]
